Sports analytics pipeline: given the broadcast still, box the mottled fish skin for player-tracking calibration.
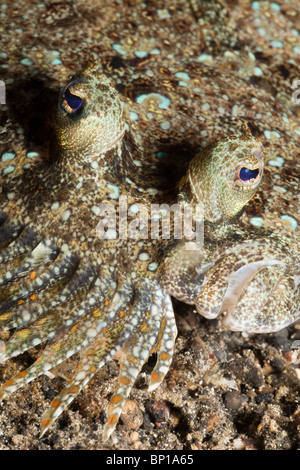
[0,63,180,440]
[0,61,298,440]
[0,1,299,442]
[162,128,299,332]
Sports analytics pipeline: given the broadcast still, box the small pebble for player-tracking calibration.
[224,390,243,410]
[120,400,143,430]
[146,401,170,428]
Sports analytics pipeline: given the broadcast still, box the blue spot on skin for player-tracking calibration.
[270,40,283,48]
[157,151,169,158]
[254,67,263,76]
[1,152,15,162]
[136,93,171,110]
[257,28,266,36]
[270,3,281,11]
[250,216,264,227]
[20,58,33,66]
[138,252,150,261]
[148,262,158,271]
[264,130,280,139]
[112,44,126,55]
[2,165,15,175]
[134,51,148,58]
[129,111,139,121]
[160,121,171,130]
[252,1,260,10]
[175,72,190,81]
[280,215,298,229]
[107,183,119,200]
[51,58,62,65]
[197,54,213,62]
[26,151,39,158]
[268,156,284,167]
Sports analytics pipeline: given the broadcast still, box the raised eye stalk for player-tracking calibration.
[182,130,264,222]
[50,64,125,170]
[61,87,84,113]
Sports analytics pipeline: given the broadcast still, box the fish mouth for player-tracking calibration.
[220,259,286,332]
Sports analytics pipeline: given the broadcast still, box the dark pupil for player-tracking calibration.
[64,88,82,111]
[240,167,259,182]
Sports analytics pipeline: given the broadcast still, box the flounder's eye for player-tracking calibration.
[239,167,259,182]
[61,87,84,114]
[234,162,261,187]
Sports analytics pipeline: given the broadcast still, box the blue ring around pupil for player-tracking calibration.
[239,167,259,182]
[64,88,82,111]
